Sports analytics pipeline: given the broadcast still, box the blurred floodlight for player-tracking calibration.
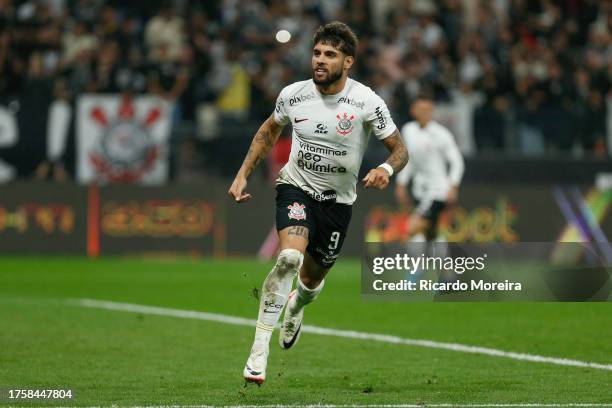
[275,30,291,43]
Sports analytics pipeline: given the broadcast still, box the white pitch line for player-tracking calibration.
[169,405,612,408]
[123,405,612,407]
[7,404,612,408]
[71,298,612,372]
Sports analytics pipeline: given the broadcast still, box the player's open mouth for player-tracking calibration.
[315,68,327,74]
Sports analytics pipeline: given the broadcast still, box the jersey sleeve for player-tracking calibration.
[272,86,290,126]
[440,126,465,186]
[395,124,412,186]
[395,159,413,186]
[365,92,397,140]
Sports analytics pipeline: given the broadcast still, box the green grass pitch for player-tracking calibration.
[0,257,611,406]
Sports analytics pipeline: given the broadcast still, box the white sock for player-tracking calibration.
[288,274,324,315]
[410,232,426,242]
[253,248,303,348]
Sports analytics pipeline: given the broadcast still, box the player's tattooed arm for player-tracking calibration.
[228,114,285,202]
[382,130,409,174]
[240,114,285,178]
[363,130,408,190]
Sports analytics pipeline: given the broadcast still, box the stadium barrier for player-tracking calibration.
[0,182,223,256]
[0,178,610,257]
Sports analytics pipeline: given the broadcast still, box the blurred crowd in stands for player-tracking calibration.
[0,0,610,179]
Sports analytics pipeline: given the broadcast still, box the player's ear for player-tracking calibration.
[344,55,354,70]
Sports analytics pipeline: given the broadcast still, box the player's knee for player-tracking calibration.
[409,217,429,235]
[275,248,303,277]
[299,274,323,289]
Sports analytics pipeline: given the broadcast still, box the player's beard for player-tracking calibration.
[312,65,343,87]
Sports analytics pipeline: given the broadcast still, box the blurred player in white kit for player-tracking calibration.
[394,93,464,242]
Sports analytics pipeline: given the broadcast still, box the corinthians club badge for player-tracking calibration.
[336,112,355,136]
[88,100,163,182]
[287,202,306,220]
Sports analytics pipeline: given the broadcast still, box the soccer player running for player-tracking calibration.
[228,22,408,385]
[394,93,464,242]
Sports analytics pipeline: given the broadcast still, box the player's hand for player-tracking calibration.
[446,185,459,205]
[362,167,390,190]
[228,175,253,203]
[394,184,411,210]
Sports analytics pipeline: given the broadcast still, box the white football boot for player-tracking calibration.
[279,290,304,349]
[243,344,268,385]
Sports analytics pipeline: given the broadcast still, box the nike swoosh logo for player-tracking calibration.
[294,118,308,123]
[263,309,279,313]
[282,323,301,348]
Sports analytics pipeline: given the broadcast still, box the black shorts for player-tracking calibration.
[414,198,447,227]
[275,183,352,268]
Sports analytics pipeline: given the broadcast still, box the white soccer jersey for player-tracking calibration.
[273,78,397,205]
[396,120,464,201]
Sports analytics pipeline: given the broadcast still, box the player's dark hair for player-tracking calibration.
[313,21,358,57]
[414,89,434,102]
